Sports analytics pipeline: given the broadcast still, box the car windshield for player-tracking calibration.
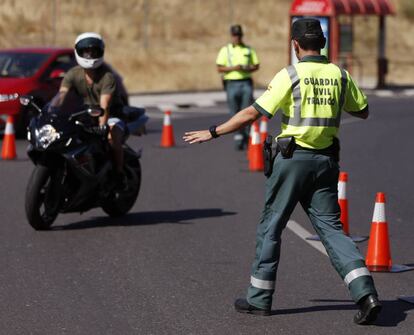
[0,53,49,78]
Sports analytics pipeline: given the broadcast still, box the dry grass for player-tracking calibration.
[0,0,413,92]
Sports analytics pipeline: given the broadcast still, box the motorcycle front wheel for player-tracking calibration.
[25,165,60,230]
[101,159,141,217]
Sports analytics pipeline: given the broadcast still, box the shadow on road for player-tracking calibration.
[275,298,414,327]
[52,208,237,231]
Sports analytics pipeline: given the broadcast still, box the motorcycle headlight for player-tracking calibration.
[35,124,60,149]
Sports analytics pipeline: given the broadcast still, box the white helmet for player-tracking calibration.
[74,32,105,69]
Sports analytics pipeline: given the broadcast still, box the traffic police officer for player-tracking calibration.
[216,24,260,150]
[184,18,381,325]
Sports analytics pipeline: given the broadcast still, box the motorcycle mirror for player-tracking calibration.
[87,106,104,117]
[19,95,34,106]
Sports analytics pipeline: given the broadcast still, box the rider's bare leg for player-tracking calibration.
[108,125,124,173]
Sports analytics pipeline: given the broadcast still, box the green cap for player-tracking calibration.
[292,18,323,40]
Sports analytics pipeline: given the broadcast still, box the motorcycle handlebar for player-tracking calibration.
[68,106,103,121]
[75,121,108,138]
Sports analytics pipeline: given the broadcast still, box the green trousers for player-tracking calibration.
[247,149,377,310]
[225,79,253,149]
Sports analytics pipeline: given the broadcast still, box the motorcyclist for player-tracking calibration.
[50,32,127,187]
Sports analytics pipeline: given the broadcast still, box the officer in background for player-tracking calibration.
[216,24,260,150]
[184,18,381,325]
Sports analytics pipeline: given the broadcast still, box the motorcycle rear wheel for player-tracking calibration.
[102,160,141,217]
[25,165,59,230]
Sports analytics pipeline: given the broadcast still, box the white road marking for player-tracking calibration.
[286,220,328,257]
[375,90,394,97]
[402,89,414,96]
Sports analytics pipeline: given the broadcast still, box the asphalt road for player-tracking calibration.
[0,95,413,335]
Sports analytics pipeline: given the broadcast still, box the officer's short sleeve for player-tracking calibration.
[61,68,74,90]
[101,72,116,96]
[343,73,368,112]
[250,48,259,65]
[216,47,228,66]
[253,68,291,119]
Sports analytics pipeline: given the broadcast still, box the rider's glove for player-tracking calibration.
[92,124,109,137]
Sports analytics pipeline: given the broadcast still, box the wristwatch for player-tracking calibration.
[209,125,220,138]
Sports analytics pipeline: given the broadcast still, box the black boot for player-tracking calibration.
[234,298,271,316]
[354,294,382,325]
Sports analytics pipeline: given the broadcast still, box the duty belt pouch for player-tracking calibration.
[332,137,340,162]
[263,135,276,177]
[277,136,296,158]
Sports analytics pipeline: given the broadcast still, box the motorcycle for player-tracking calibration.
[20,95,148,230]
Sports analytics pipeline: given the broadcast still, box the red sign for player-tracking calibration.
[290,0,395,16]
[290,0,333,15]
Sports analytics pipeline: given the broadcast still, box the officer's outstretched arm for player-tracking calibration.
[217,105,261,135]
[183,106,260,144]
[347,105,369,119]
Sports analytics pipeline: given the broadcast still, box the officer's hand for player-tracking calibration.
[233,65,242,71]
[183,130,212,144]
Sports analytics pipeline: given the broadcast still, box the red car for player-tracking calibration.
[0,48,76,136]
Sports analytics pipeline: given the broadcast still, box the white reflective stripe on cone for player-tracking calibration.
[338,181,346,199]
[164,114,171,126]
[372,202,386,222]
[260,119,267,132]
[250,276,275,290]
[5,121,14,135]
[252,131,261,145]
[249,125,254,137]
[344,267,371,286]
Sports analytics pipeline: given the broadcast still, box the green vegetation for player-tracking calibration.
[400,0,414,19]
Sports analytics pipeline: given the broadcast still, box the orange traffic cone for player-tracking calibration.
[366,192,392,271]
[248,123,264,172]
[366,192,414,272]
[247,121,258,161]
[338,172,350,235]
[160,110,175,148]
[338,172,368,242]
[259,117,268,144]
[1,115,17,160]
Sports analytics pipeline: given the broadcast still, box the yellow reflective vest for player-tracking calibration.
[253,55,368,149]
[216,43,259,80]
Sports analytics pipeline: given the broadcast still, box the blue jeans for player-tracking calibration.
[225,79,253,148]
